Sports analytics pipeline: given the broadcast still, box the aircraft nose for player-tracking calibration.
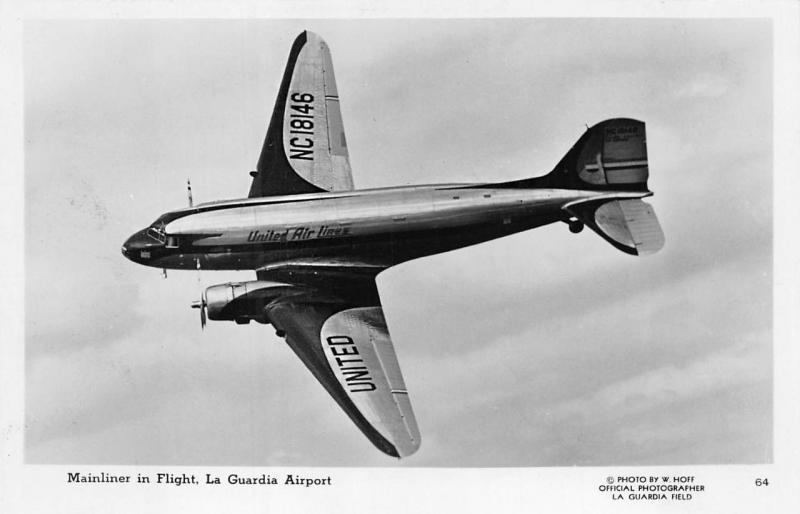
[122,233,138,261]
[121,229,152,262]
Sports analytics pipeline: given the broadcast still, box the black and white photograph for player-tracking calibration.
[3,2,799,513]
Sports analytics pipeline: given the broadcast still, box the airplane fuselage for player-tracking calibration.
[122,183,648,272]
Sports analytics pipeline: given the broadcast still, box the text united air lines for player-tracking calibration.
[248,225,351,243]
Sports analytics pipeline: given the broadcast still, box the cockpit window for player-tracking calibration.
[146,226,166,244]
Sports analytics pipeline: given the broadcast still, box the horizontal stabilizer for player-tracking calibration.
[566,198,664,256]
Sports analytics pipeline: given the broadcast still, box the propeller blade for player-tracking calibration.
[191,292,207,331]
[194,257,205,330]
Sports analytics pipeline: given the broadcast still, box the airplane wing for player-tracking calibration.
[258,265,421,458]
[249,31,355,198]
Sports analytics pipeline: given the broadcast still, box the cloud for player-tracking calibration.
[674,73,733,100]
[397,329,771,467]
[549,332,769,422]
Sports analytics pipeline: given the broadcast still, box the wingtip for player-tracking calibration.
[287,31,309,48]
[302,30,325,45]
[392,434,422,458]
[382,441,421,459]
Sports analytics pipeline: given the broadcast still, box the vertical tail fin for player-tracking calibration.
[555,118,650,190]
[502,118,651,192]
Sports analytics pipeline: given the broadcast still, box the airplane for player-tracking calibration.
[122,31,664,458]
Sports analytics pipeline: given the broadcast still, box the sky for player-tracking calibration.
[23,18,773,467]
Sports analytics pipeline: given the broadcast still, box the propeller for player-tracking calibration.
[190,257,207,330]
[191,292,207,330]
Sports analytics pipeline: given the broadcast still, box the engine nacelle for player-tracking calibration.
[205,281,296,324]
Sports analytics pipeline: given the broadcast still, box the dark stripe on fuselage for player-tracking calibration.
[145,214,565,271]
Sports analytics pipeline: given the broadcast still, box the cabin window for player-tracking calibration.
[166,235,179,248]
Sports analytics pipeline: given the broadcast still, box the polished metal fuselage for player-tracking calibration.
[122,183,646,271]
